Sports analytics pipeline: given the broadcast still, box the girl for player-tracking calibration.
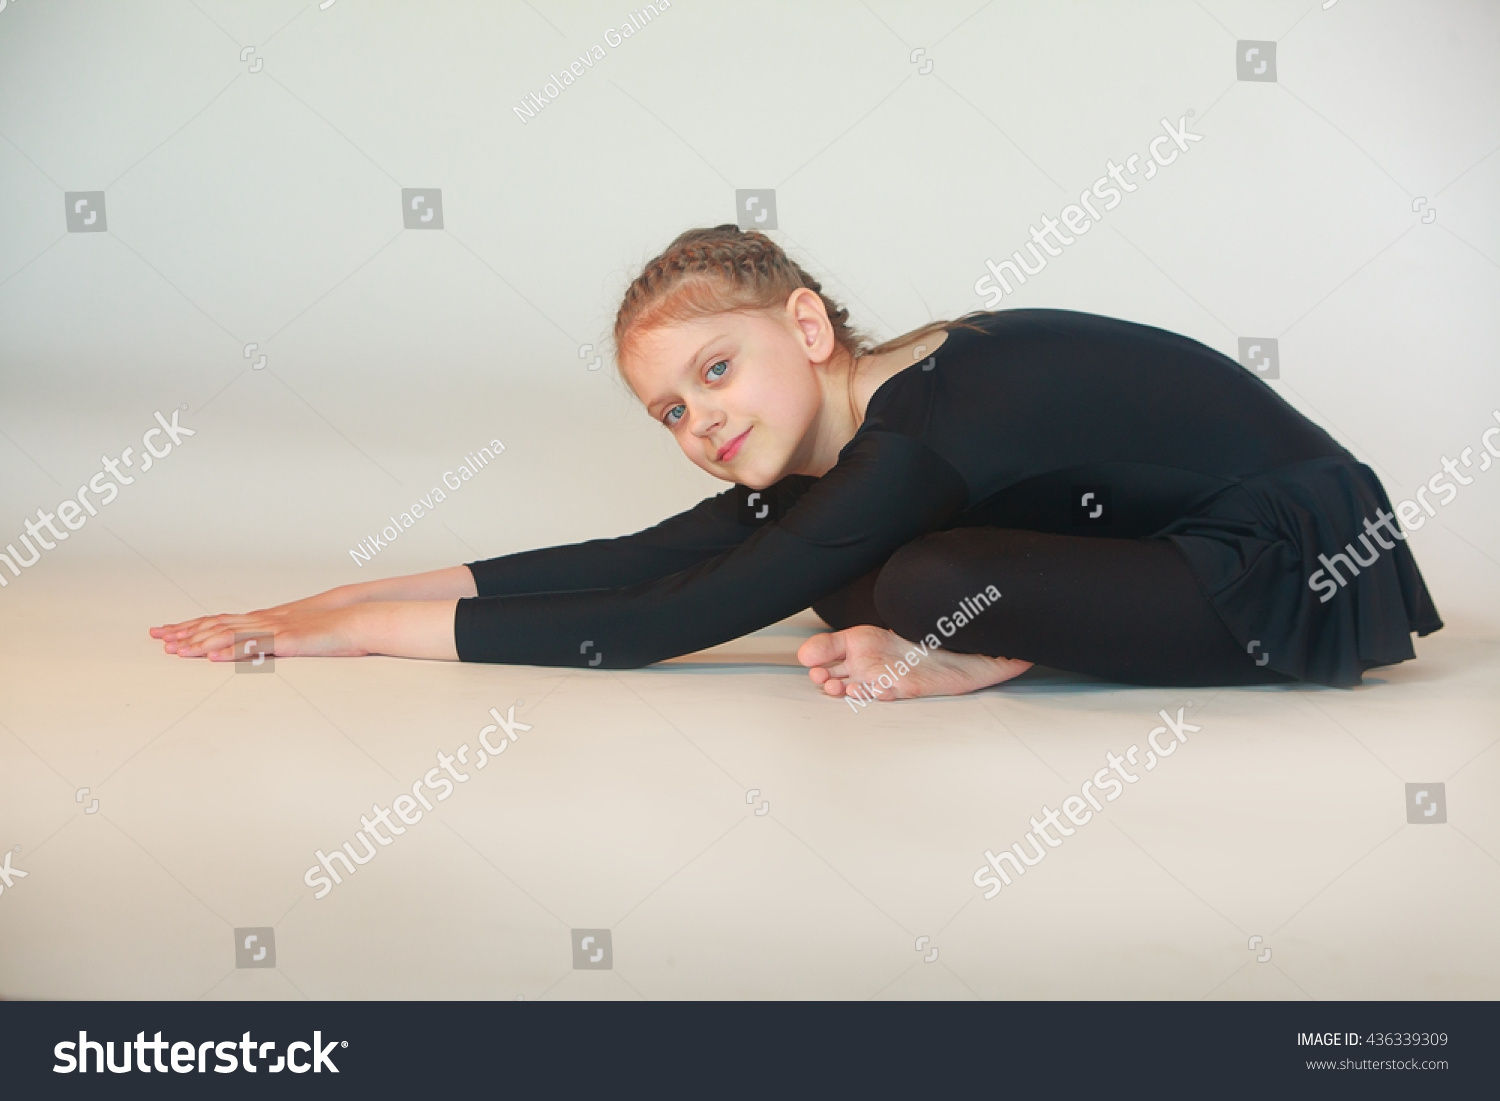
[152,225,1442,697]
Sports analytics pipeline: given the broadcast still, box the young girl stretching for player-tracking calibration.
[152,226,1442,696]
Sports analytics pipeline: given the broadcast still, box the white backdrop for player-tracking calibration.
[1,0,1496,618]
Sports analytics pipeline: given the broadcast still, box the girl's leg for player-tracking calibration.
[869,527,1293,687]
[812,564,888,631]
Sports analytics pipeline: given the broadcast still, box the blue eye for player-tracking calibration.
[662,360,729,427]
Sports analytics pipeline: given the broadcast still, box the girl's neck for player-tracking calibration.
[796,328,951,478]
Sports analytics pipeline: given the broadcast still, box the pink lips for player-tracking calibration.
[717,428,750,462]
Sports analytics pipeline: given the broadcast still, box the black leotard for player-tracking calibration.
[454,308,1440,685]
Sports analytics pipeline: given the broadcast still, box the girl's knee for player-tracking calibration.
[876,529,973,585]
[873,529,1026,645]
[872,532,965,636]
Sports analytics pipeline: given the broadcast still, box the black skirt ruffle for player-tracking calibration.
[1159,456,1443,687]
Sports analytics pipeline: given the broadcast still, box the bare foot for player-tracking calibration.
[797,625,1033,702]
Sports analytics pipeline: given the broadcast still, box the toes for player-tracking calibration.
[808,666,853,697]
[797,631,847,669]
[802,626,913,702]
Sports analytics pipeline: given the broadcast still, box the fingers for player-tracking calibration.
[152,615,220,644]
[198,626,285,661]
[206,633,274,661]
[159,621,209,655]
[156,614,273,657]
[204,641,239,661]
[181,621,241,654]
[153,612,267,639]
[176,624,244,658]
[150,616,214,639]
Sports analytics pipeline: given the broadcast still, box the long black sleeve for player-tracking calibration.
[464,473,817,597]
[454,431,971,667]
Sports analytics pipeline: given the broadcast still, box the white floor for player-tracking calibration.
[0,564,1495,1000]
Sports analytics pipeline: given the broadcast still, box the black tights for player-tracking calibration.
[811,528,1294,687]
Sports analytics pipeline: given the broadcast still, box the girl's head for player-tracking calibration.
[612,225,873,490]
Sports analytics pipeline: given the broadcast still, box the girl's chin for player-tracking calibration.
[727,458,777,488]
[706,447,786,487]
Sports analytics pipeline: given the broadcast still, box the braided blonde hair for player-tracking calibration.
[612,224,978,380]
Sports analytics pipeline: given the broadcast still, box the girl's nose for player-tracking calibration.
[689,406,724,438]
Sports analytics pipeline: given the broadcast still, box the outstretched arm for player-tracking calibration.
[150,565,476,660]
[151,472,818,664]
[300,564,479,606]
[455,432,972,668]
[463,478,812,597]
[152,598,461,661]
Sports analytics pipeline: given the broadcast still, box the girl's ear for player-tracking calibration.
[786,288,836,364]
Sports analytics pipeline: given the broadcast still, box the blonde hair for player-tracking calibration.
[612,224,986,378]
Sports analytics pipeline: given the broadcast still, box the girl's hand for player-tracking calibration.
[151,599,459,661]
[150,605,367,660]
